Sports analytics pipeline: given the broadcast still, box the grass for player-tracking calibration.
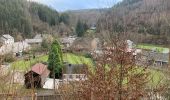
[63,53,93,65]
[136,43,169,53]
[147,69,166,86]
[87,29,96,33]
[11,53,166,86]
[120,66,166,86]
[11,53,93,71]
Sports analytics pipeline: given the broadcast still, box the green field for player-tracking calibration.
[12,53,93,71]
[147,69,166,86]
[11,53,167,86]
[137,44,169,53]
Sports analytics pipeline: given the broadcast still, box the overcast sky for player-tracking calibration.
[29,0,122,12]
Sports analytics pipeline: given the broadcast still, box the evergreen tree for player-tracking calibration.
[48,40,63,79]
[76,20,88,37]
[59,13,70,25]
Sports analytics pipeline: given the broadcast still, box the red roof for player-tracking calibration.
[31,63,50,77]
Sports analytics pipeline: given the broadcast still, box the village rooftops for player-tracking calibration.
[25,39,42,44]
[0,41,30,55]
[1,34,14,40]
[0,34,14,45]
[60,36,76,44]
[142,50,169,63]
[34,34,43,39]
[31,63,50,77]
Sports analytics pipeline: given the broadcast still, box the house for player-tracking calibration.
[142,50,169,67]
[0,34,14,45]
[62,63,87,81]
[25,39,42,46]
[34,34,43,39]
[24,63,50,89]
[126,40,134,49]
[60,36,77,48]
[24,34,43,46]
[71,37,100,53]
[0,41,30,55]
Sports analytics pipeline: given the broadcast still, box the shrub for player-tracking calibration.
[84,53,92,58]
[3,53,16,63]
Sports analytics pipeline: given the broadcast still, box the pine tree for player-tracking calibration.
[48,39,63,79]
[76,20,85,37]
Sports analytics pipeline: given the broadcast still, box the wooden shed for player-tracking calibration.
[24,63,50,89]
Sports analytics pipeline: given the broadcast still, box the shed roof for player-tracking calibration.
[31,63,50,77]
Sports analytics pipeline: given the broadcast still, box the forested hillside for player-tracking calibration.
[0,0,69,38]
[67,9,109,27]
[97,0,170,45]
[0,0,32,36]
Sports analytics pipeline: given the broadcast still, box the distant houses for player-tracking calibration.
[70,37,100,53]
[60,36,77,48]
[25,34,43,46]
[0,34,14,45]
[0,34,30,55]
[0,41,30,55]
[25,39,42,46]
[0,34,45,55]
[141,50,169,67]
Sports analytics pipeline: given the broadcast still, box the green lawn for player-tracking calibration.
[63,53,93,65]
[121,66,166,86]
[137,44,169,53]
[11,53,166,86]
[147,69,166,86]
[12,53,93,71]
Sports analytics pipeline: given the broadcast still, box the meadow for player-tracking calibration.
[12,53,93,71]
[11,53,167,86]
[137,44,169,53]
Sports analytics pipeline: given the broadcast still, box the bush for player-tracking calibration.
[84,53,92,58]
[3,53,16,63]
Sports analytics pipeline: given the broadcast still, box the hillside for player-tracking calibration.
[67,8,109,27]
[0,0,67,39]
[97,0,170,45]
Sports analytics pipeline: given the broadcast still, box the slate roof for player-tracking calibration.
[142,50,169,62]
[34,34,43,39]
[31,63,50,77]
[25,39,42,44]
[60,36,76,44]
[2,34,13,39]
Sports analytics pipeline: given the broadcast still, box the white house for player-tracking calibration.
[0,41,30,55]
[126,40,134,49]
[25,39,42,45]
[60,36,77,47]
[0,34,14,45]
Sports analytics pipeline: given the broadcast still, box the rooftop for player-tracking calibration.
[2,34,13,39]
[31,63,50,77]
[142,50,169,62]
[25,39,42,44]
[34,34,43,39]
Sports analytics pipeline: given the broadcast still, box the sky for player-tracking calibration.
[29,0,122,12]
